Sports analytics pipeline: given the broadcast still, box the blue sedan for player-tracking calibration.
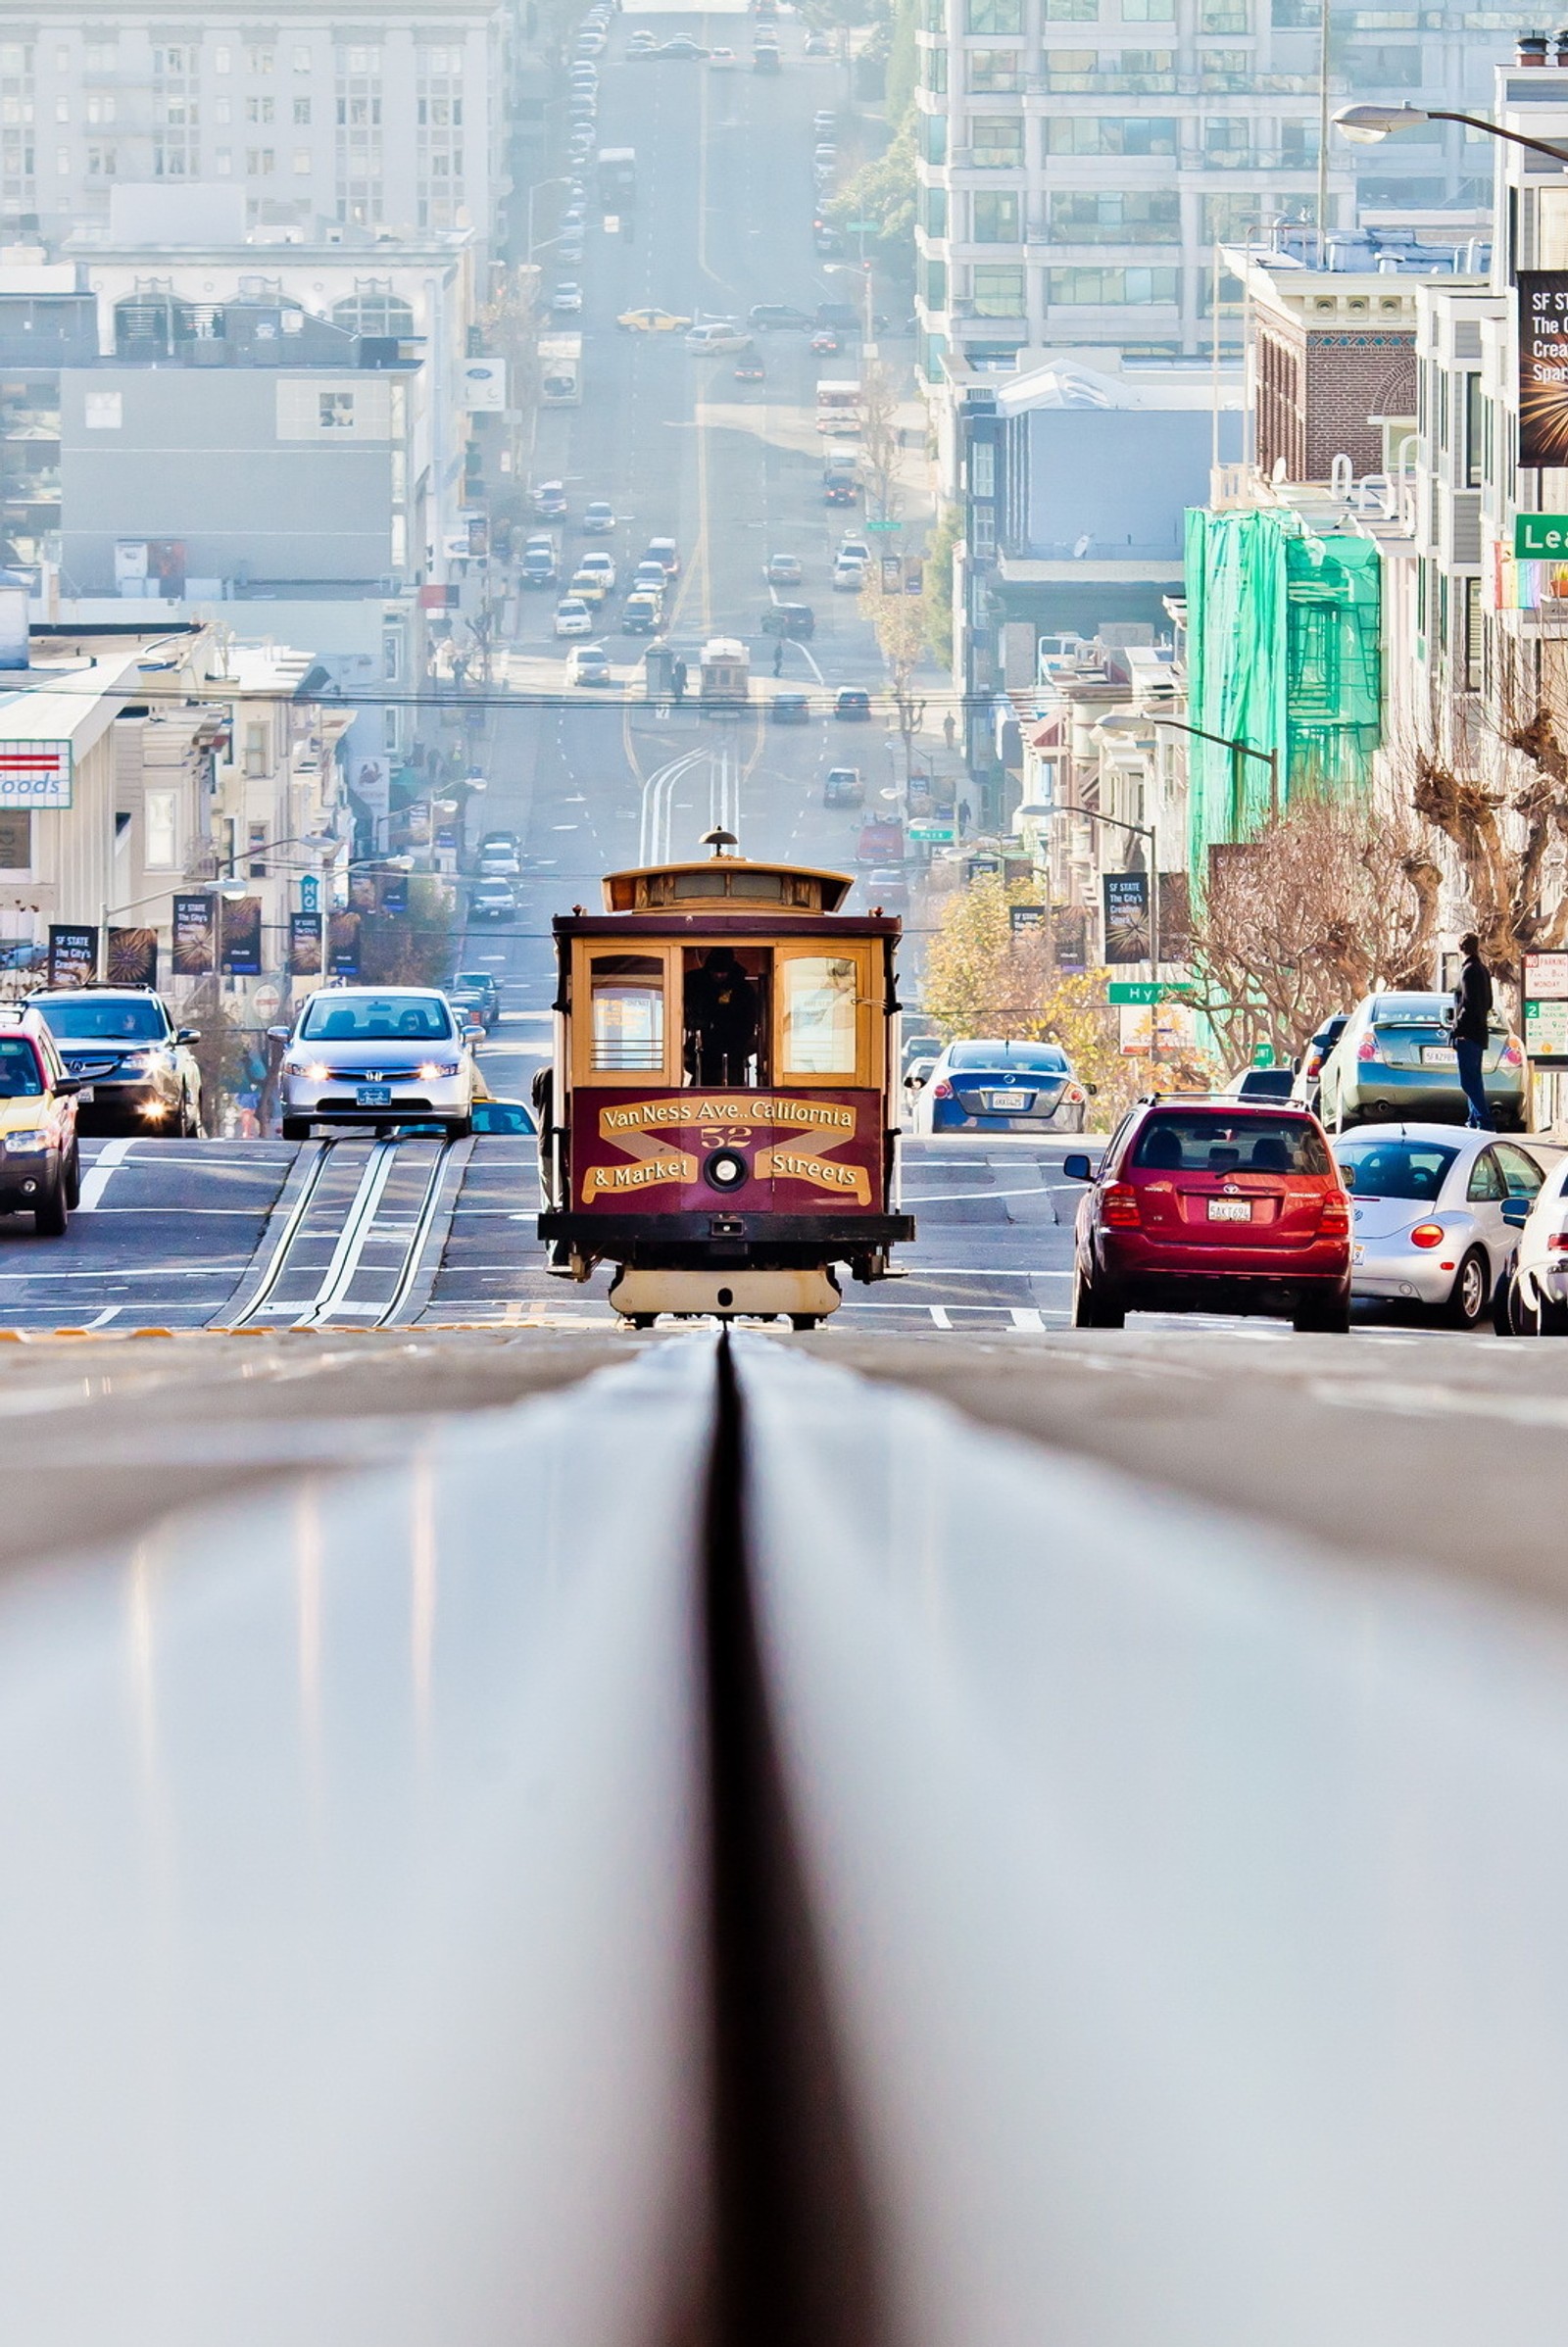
[909,1038,1090,1134]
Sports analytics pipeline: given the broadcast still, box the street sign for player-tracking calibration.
[1009,905,1047,933]
[908,820,955,843]
[845,220,879,234]
[1107,980,1196,1005]
[1251,1043,1275,1067]
[1515,513,1568,559]
[865,519,901,532]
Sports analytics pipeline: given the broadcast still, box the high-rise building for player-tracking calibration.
[0,0,512,251]
[913,1,1523,376]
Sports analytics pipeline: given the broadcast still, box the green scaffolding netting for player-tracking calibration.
[1183,506,1383,883]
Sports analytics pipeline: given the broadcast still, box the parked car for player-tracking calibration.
[0,1011,80,1232]
[834,686,872,719]
[564,643,613,686]
[837,534,871,563]
[805,30,831,54]
[520,535,559,587]
[29,986,202,1139]
[1334,1123,1545,1329]
[1317,990,1527,1132]
[809,328,840,355]
[1291,1014,1348,1113]
[813,111,838,135]
[760,601,815,640]
[765,553,804,585]
[555,596,594,637]
[1064,1099,1351,1331]
[1492,1149,1568,1331]
[823,765,863,807]
[816,302,861,334]
[770,691,811,723]
[275,986,477,1139]
[911,1039,1091,1137]
[832,553,866,591]
[655,34,710,55]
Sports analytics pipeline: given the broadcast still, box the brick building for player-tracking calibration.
[1231,234,1487,484]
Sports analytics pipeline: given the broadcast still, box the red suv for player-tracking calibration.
[1064,1098,1352,1332]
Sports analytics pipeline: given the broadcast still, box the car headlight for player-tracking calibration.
[286,1058,331,1081]
[120,1051,159,1074]
[3,1129,44,1153]
[417,1060,462,1080]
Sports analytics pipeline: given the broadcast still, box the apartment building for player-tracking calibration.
[0,0,512,251]
[912,0,1527,377]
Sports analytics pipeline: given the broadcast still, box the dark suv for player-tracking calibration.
[749,304,813,330]
[1064,1097,1351,1332]
[27,987,203,1136]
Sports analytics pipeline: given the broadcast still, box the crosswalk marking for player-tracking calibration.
[1008,1307,1046,1331]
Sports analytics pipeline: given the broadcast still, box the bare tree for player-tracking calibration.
[860,574,928,784]
[858,356,902,524]
[1188,794,1441,1068]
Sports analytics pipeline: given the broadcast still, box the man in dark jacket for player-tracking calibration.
[1451,931,1494,1130]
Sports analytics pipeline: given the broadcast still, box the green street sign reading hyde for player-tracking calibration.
[1516,513,1568,559]
[865,519,902,532]
[1107,980,1196,1005]
[845,220,880,234]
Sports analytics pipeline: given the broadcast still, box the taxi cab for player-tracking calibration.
[0,1009,82,1235]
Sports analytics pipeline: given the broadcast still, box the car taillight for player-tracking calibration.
[1306,1051,1323,1076]
[1357,1032,1378,1060]
[1500,1034,1524,1068]
[1318,1194,1350,1234]
[1063,1085,1085,1103]
[1547,1230,1568,1251]
[1409,1222,1446,1248]
[1102,1184,1142,1229]
[932,1079,953,1099]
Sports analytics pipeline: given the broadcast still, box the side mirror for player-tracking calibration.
[177,1027,201,1044]
[1062,1151,1096,1183]
[1084,1082,1098,1097]
[267,1025,290,1043]
[1501,1196,1532,1228]
[54,1077,82,1097]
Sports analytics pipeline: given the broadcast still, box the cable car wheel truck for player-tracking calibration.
[536,835,915,1327]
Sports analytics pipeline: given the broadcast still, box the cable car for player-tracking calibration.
[536,832,915,1326]
[698,635,750,715]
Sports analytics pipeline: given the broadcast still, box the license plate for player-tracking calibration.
[1352,1244,1365,1265]
[989,1091,1029,1110]
[76,1087,93,1103]
[1421,1046,1458,1066]
[356,1085,392,1107]
[1207,1198,1252,1222]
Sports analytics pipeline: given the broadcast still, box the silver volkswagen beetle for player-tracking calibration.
[276,987,476,1139]
[1333,1122,1546,1328]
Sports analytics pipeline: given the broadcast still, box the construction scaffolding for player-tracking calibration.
[1183,506,1383,882]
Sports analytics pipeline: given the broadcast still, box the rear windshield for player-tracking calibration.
[1335,1138,1457,1199]
[300,995,453,1042]
[950,1043,1067,1073]
[36,998,164,1041]
[1130,1114,1331,1175]
[1372,994,1504,1033]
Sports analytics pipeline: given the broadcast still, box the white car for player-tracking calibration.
[832,554,866,591]
[1492,1147,1568,1331]
[576,549,616,592]
[685,322,752,354]
[564,643,613,686]
[838,535,871,563]
[555,596,593,637]
[1335,1123,1547,1330]
[552,281,583,314]
[277,987,475,1139]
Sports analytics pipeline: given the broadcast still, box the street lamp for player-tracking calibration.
[1097,707,1279,827]
[1333,100,1568,168]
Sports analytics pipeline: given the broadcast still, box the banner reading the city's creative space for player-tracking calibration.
[327,909,362,979]
[1102,871,1152,965]
[172,893,216,977]
[46,924,97,989]
[107,926,157,988]
[1519,272,1568,467]
[288,911,323,978]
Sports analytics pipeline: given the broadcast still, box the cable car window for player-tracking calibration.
[684,947,765,1084]
[780,954,858,1075]
[590,954,665,1071]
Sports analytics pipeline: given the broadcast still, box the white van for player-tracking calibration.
[685,321,753,355]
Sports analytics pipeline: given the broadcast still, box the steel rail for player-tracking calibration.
[374,1138,463,1328]
[219,1135,340,1325]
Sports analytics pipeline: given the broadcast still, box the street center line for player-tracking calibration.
[76,1137,134,1211]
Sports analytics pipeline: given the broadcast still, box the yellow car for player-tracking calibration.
[568,567,609,604]
[616,306,693,333]
[0,1011,80,1235]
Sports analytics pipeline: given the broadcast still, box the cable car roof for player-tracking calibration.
[601,848,854,914]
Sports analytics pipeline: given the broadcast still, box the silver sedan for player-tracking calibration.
[276,987,476,1139]
[1333,1123,1546,1328]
